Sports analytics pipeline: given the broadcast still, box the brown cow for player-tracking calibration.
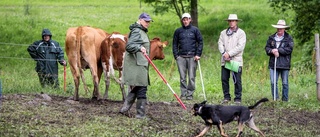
[65,26,108,101]
[150,37,168,60]
[101,32,127,100]
[100,36,169,101]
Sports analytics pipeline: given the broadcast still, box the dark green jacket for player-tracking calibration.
[123,22,150,86]
[27,29,64,77]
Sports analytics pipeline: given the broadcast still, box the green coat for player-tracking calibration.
[123,22,150,86]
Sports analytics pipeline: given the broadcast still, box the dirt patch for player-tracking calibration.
[1,93,319,136]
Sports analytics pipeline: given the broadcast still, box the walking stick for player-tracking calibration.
[273,57,277,101]
[198,60,207,101]
[64,65,66,92]
[143,53,187,110]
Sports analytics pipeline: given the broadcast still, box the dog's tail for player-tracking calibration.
[248,98,269,110]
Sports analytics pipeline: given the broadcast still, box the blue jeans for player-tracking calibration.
[270,69,289,101]
[176,57,197,98]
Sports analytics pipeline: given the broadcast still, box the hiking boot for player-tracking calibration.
[186,96,193,100]
[234,100,241,105]
[221,99,230,104]
[180,96,187,100]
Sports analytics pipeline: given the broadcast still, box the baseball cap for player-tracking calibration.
[139,12,153,22]
[181,13,191,20]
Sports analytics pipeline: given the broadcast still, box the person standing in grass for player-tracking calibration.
[218,14,246,105]
[119,12,152,119]
[265,19,293,102]
[172,13,203,100]
[27,29,66,89]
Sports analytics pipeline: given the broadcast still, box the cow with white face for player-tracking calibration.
[101,32,127,100]
[101,35,169,101]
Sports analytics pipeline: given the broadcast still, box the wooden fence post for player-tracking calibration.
[315,33,320,101]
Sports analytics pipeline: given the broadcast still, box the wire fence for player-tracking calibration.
[0,42,69,79]
[0,42,65,62]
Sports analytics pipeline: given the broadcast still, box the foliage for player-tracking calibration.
[293,41,316,72]
[143,0,188,17]
[269,0,320,44]
[142,0,201,26]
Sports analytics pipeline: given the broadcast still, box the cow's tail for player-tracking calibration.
[76,26,83,76]
[248,98,269,110]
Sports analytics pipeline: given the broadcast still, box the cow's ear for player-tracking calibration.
[200,101,207,105]
[152,37,160,41]
[124,36,128,42]
[163,41,168,47]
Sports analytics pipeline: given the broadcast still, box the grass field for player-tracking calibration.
[0,0,319,136]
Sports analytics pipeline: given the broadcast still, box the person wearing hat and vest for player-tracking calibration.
[265,19,293,101]
[27,29,66,89]
[172,13,203,100]
[218,14,246,105]
[119,12,152,119]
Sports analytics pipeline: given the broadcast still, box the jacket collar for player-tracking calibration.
[183,24,192,29]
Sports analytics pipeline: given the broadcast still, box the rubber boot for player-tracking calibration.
[119,92,136,116]
[136,99,147,119]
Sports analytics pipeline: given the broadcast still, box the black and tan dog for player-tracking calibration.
[192,98,268,137]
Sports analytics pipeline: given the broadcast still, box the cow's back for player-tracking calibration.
[65,27,77,58]
[74,27,105,60]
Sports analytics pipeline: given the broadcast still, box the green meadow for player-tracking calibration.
[0,0,319,136]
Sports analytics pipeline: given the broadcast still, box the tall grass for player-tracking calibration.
[0,0,317,111]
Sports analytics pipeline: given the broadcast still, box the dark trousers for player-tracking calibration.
[38,73,59,88]
[130,86,147,99]
[221,66,242,101]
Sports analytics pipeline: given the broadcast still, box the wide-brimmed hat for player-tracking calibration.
[225,14,242,21]
[139,12,153,22]
[181,13,191,20]
[272,20,290,29]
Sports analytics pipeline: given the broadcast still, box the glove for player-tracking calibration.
[60,60,67,66]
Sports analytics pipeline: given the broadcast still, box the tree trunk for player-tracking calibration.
[190,0,198,27]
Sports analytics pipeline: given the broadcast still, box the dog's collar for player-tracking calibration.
[198,106,203,114]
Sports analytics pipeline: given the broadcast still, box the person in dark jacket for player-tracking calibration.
[265,20,294,101]
[172,13,203,100]
[27,29,66,89]
[119,13,152,119]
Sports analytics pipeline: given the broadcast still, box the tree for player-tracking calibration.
[142,0,199,27]
[269,0,320,44]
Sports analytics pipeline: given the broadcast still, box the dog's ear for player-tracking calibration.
[193,103,199,109]
[200,101,207,105]
[192,103,199,116]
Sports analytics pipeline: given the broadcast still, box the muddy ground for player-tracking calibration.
[0,93,319,137]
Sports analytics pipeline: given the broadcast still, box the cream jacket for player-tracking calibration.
[218,28,246,66]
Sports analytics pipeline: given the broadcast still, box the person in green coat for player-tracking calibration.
[120,13,152,119]
[27,29,66,89]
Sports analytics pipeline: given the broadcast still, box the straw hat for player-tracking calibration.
[225,14,242,21]
[271,20,290,29]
